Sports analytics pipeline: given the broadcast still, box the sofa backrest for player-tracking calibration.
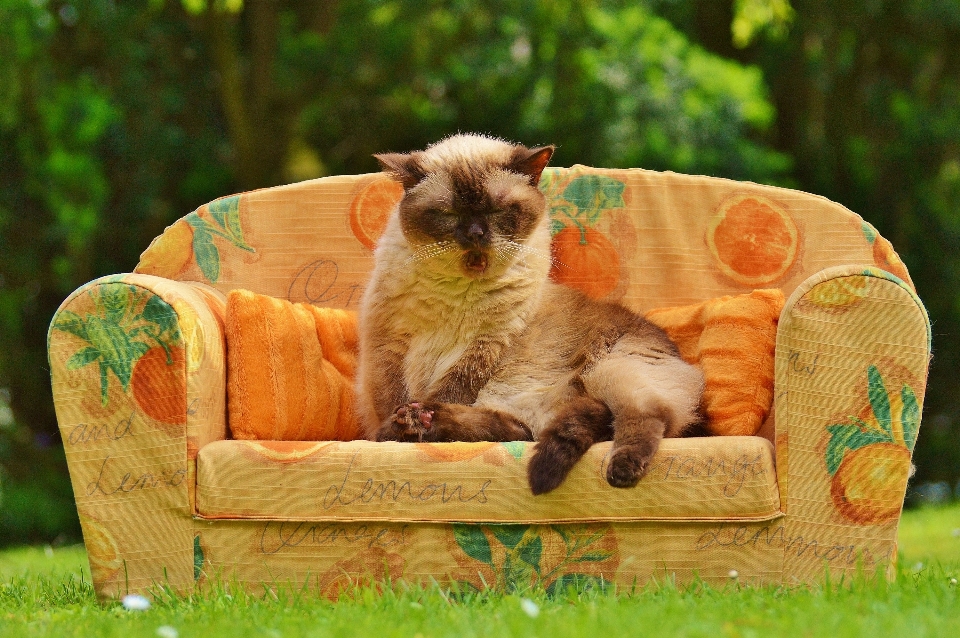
[134,166,914,311]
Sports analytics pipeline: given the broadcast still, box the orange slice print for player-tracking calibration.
[707,195,798,286]
[550,226,620,299]
[349,176,404,250]
[241,440,336,464]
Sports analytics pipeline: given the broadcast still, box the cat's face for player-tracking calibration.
[376,135,554,278]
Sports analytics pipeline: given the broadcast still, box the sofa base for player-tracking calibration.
[172,514,897,598]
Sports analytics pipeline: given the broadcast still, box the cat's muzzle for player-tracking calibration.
[463,250,489,276]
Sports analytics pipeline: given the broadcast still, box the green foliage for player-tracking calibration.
[732,0,794,48]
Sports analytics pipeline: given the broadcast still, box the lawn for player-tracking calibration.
[2,504,958,638]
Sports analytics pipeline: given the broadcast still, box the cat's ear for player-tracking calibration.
[510,145,555,186]
[374,152,426,190]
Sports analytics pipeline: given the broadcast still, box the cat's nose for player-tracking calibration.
[467,222,485,240]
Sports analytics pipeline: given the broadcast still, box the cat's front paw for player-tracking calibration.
[375,402,436,442]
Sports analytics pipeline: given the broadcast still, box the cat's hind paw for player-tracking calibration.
[527,442,576,495]
[604,444,654,488]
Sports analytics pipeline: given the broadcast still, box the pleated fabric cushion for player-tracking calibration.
[225,289,360,441]
[645,289,784,436]
[226,288,782,441]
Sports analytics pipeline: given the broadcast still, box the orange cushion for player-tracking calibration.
[644,289,785,436]
[225,289,782,440]
[225,289,360,441]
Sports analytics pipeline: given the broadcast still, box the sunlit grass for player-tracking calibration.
[897,502,960,568]
[1,503,958,638]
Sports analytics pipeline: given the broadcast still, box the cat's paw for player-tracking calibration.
[605,445,654,488]
[375,402,435,442]
[527,437,581,495]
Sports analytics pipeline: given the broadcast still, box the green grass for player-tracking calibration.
[2,504,958,638]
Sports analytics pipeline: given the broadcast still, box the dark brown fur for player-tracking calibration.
[356,134,704,494]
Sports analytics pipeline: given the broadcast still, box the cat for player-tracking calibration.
[355,134,704,494]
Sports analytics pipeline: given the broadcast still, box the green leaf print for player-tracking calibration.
[901,385,920,451]
[490,525,527,549]
[452,524,492,565]
[824,365,922,476]
[84,316,138,389]
[517,535,543,574]
[208,196,253,251]
[825,423,890,476]
[561,176,626,216]
[221,197,252,250]
[867,365,893,436]
[53,310,89,341]
[141,294,179,338]
[185,200,254,283]
[66,347,100,370]
[452,523,616,592]
[191,225,221,283]
[52,284,182,406]
[194,535,205,581]
[537,168,562,195]
[207,196,234,231]
[500,441,526,461]
[99,285,129,323]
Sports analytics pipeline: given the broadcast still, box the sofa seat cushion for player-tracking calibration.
[196,436,781,523]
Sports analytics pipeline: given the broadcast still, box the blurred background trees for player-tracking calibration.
[1,0,958,544]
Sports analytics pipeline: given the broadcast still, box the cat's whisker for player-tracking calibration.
[404,241,456,266]
[494,240,566,270]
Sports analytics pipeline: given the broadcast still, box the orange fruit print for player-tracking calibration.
[135,219,194,279]
[243,440,335,464]
[550,226,620,299]
[825,365,919,525]
[350,176,404,250]
[872,234,913,287]
[830,443,911,525]
[131,345,187,427]
[708,195,798,286]
[80,514,123,582]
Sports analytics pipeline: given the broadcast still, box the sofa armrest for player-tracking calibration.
[774,265,930,582]
[48,273,225,598]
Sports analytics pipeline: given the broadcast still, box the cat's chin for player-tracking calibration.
[462,250,489,277]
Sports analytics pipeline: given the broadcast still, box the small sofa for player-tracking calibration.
[48,166,931,600]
